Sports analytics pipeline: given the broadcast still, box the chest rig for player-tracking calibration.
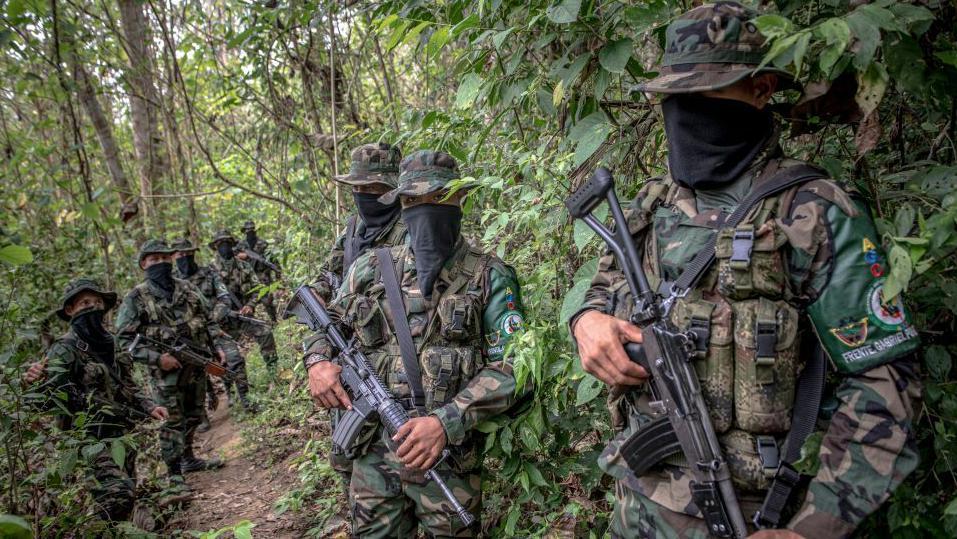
[133,280,209,347]
[613,161,829,493]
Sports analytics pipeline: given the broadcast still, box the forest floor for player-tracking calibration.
[165,399,316,537]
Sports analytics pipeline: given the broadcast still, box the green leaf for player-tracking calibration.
[0,245,33,266]
[883,244,912,301]
[426,26,451,58]
[560,256,599,326]
[552,79,565,107]
[598,38,633,74]
[523,462,548,487]
[454,74,483,109]
[0,514,32,539]
[945,496,957,516]
[546,0,581,25]
[846,12,881,69]
[575,374,602,406]
[752,14,793,39]
[935,51,957,68]
[568,111,613,167]
[492,28,514,50]
[233,521,255,539]
[81,442,105,460]
[451,14,479,38]
[924,345,952,383]
[855,62,888,117]
[111,439,126,469]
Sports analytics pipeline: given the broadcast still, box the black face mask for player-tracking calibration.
[662,94,774,190]
[352,191,401,256]
[217,242,234,260]
[402,204,462,299]
[176,254,199,277]
[70,307,115,361]
[245,231,257,247]
[145,262,175,299]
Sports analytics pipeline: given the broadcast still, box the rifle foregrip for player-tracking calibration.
[565,166,614,218]
[625,342,648,369]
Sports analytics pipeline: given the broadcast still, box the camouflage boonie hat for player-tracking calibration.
[56,278,117,321]
[334,142,402,188]
[241,220,256,232]
[137,239,175,265]
[207,229,236,249]
[379,150,462,205]
[171,238,198,252]
[639,2,797,94]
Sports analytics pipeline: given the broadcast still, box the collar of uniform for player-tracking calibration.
[668,121,784,220]
[356,212,402,242]
[146,277,183,303]
[435,237,469,289]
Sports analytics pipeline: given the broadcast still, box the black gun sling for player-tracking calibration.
[342,215,359,271]
[376,248,427,416]
[619,164,829,527]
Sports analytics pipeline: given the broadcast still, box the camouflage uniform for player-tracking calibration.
[304,142,407,489]
[39,278,156,522]
[572,5,920,537]
[115,240,230,478]
[314,151,528,537]
[236,220,280,322]
[209,230,280,372]
[172,239,252,408]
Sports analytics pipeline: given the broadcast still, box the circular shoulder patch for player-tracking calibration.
[867,279,906,329]
[499,310,524,335]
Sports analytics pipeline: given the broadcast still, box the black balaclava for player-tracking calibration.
[402,203,462,299]
[245,230,257,248]
[662,93,774,190]
[217,241,234,260]
[70,307,115,361]
[176,254,199,277]
[145,261,175,299]
[352,191,401,256]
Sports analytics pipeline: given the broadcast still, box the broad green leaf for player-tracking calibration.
[451,14,479,37]
[233,521,255,539]
[752,14,793,39]
[81,442,105,460]
[403,21,431,48]
[568,111,613,167]
[935,51,957,68]
[427,26,451,58]
[0,514,32,539]
[492,28,514,50]
[111,439,126,469]
[924,346,952,383]
[524,462,548,487]
[598,38,633,74]
[815,19,850,75]
[855,62,888,117]
[575,374,602,406]
[792,32,811,75]
[894,203,915,236]
[454,74,483,109]
[855,5,903,33]
[546,0,581,25]
[945,496,957,516]
[0,245,33,266]
[883,244,912,300]
[552,79,565,107]
[846,12,881,69]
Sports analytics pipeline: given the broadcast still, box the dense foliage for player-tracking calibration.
[1,0,955,536]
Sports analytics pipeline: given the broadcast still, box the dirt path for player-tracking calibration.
[169,401,311,537]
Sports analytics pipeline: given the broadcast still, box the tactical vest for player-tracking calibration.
[341,214,409,276]
[614,160,852,492]
[186,267,217,300]
[131,280,211,349]
[344,241,489,469]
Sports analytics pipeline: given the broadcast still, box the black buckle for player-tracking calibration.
[756,322,777,363]
[688,317,710,356]
[756,436,780,470]
[729,227,754,269]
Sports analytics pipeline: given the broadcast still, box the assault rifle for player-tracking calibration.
[236,247,281,275]
[284,285,475,527]
[128,334,238,381]
[565,168,747,538]
[226,310,273,327]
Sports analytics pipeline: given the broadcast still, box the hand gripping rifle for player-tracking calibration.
[284,285,475,527]
[236,247,281,275]
[565,168,747,538]
[128,334,238,381]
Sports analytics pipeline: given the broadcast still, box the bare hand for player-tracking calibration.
[217,349,227,364]
[393,416,447,471]
[236,251,249,260]
[159,353,182,371]
[22,361,47,384]
[572,310,648,386]
[150,406,169,421]
[307,361,352,410]
[748,531,805,539]
[239,305,253,316]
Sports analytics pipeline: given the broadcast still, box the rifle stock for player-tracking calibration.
[283,285,475,527]
[565,168,747,539]
[130,333,236,380]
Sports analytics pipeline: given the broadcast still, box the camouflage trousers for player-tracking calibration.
[89,442,137,522]
[610,481,764,539]
[217,332,250,400]
[350,436,480,538]
[329,408,353,497]
[225,319,278,370]
[152,367,205,471]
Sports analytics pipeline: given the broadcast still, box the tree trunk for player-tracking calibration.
[117,0,169,232]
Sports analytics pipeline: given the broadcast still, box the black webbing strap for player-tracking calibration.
[671,164,827,296]
[754,339,828,529]
[342,215,359,274]
[375,248,427,415]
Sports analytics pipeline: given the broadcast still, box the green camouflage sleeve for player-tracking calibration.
[240,260,262,308]
[114,351,156,415]
[313,231,347,302]
[302,248,374,361]
[210,272,232,323]
[114,291,159,366]
[192,284,229,351]
[778,183,921,535]
[431,263,527,446]
[42,342,78,408]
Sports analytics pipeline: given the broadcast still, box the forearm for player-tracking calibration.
[117,333,160,366]
[787,359,920,537]
[431,363,523,446]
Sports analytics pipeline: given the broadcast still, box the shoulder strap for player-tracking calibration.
[342,215,359,273]
[375,247,426,415]
[671,164,827,296]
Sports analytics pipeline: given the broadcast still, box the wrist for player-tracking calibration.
[304,353,329,371]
